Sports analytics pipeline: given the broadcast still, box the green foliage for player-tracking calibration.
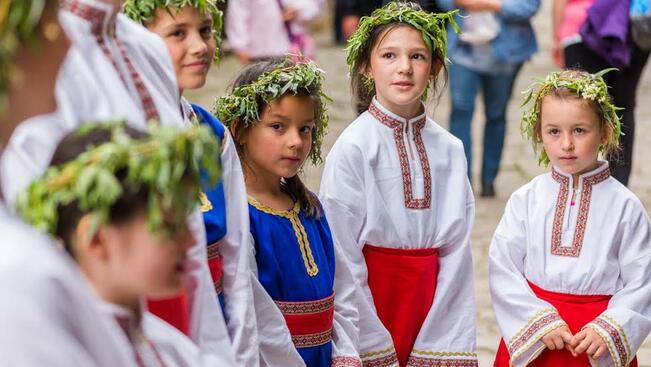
[122,0,223,63]
[213,59,332,165]
[345,1,459,72]
[521,68,623,166]
[0,0,47,113]
[15,122,221,237]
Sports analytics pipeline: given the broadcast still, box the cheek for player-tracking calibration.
[165,42,186,70]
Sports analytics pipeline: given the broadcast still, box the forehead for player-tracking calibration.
[540,95,601,126]
[153,6,212,26]
[374,24,428,50]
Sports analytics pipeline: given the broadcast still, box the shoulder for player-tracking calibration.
[424,117,464,151]
[192,103,226,139]
[601,177,649,217]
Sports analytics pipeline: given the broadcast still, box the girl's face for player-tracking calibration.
[96,211,195,302]
[240,95,315,185]
[148,7,215,93]
[367,25,434,119]
[540,96,607,182]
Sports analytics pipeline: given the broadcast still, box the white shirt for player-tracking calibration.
[0,0,235,363]
[0,203,135,367]
[319,98,478,366]
[489,162,651,367]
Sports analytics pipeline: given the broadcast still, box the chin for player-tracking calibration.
[180,78,206,91]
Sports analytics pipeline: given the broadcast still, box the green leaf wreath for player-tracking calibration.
[16,122,221,237]
[122,0,223,63]
[345,1,460,72]
[213,58,332,165]
[521,68,623,166]
[0,0,47,113]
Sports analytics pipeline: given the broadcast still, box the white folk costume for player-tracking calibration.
[489,162,651,367]
[0,202,136,367]
[319,98,478,367]
[99,302,226,366]
[0,0,235,363]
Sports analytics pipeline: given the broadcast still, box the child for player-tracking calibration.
[319,3,478,367]
[214,57,362,366]
[0,2,134,365]
[16,123,228,366]
[489,69,651,367]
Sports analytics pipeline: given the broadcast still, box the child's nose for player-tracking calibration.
[189,33,209,55]
[398,55,413,74]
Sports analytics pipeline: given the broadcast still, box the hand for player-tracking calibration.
[552,39,565,68]
[342,15,360,40]
[236,52,250,65]
[541,325,574,352]
[282,7,298,22]
[454,0,501,12]
[570,328,608,360]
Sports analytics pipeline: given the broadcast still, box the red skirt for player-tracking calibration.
[363,244,439,367]
[494,281,636,367]
[147,253,224,336]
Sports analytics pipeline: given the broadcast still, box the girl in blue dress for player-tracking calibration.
[214,57,362,367]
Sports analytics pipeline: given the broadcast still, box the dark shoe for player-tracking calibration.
[481,182,495,198]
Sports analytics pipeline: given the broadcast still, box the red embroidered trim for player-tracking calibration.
[362,352,400,367]
[61,0,159,122]
[550,167,610,257]
[593,318,628,365]
[115,39,160,122]
[275,293,335,315]
[291,329,332,348]
[207,243,223,293]
[368,103,431,209]
[406,357,478,367]
[332,356,363,367]
[508,313,563,355]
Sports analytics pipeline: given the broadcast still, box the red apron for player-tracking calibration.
[275,292,335,348]
[363,244,439,367]
[494,281,637,367]
[147,253,224,336]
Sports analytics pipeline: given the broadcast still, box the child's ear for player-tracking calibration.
[431,60,443,79]
[76,214,110,262]
[600,121,613,146]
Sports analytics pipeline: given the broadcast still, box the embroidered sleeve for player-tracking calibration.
[584,315,631,367]
[489,193,568,367]
[360,347,399,367]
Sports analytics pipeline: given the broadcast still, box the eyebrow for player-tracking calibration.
[376,45,429,53]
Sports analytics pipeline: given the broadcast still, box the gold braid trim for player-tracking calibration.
[410,350,477,358]
[507,308,557,348]
[360,346,396,359]
[248,198,318,276]
[509,320,567,365]
[601,315,632,360]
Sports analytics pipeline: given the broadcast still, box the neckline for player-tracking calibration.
[248,196,300,217]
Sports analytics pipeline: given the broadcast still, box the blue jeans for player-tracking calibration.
[448,62,521,185]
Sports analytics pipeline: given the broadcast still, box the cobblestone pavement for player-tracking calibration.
[190,2,651,365]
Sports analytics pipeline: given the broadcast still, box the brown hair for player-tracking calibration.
[534,70,619,161]
[349,2,448,115]
[228,57,322,217]
[50,126,150,257]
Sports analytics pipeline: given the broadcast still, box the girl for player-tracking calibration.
[16,123,227,366]
[214,57,361,367]
[319,3,478,367]
[489,69,651,367]
[125,2,309,365]
[122,2,263,365]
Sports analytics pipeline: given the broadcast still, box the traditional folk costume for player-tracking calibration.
[489,162,651,367]
[99,302,227,367]
[248,197,361,367]
[0,203,136,367]
[319,98,478,367]
[213,58,362,366]
[0,0,234,363]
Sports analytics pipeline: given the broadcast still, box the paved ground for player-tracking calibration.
[190,2,651,365]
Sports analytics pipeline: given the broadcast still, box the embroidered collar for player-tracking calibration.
[551,161,611,190]
[368,98,426,127]
[179,97,198,126]
[61,0,119,36]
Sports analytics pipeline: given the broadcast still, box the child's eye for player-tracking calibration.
[300,125,314,134]
[270,123,283,130]
[169,29,185,39]
[547,128,560,136]
[200,26,213,38]
[573,127,585,134]
[381,52,395,59]
[412,53,426,60]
